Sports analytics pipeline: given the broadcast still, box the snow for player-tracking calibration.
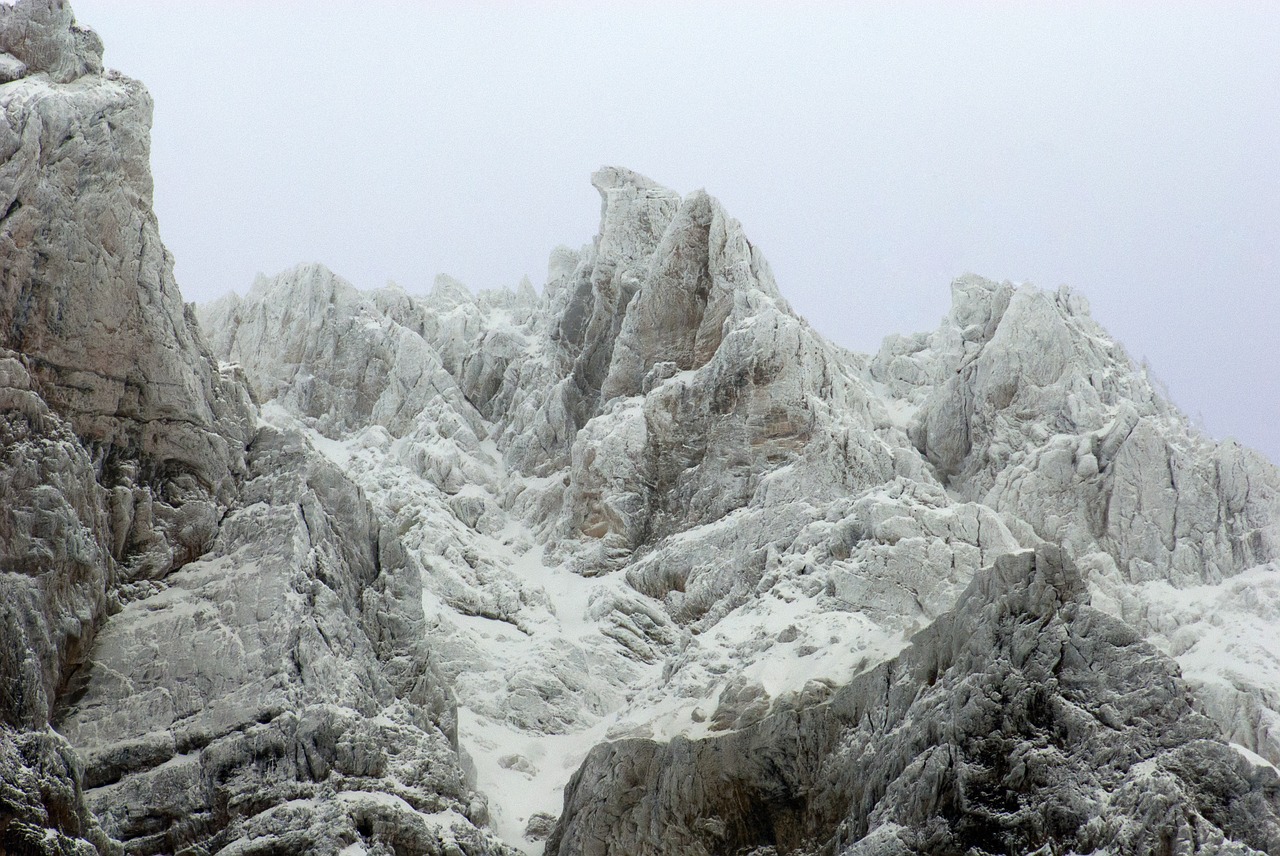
[1095,563,1280,763]
[336,790,415,811]
[304,430,353,467]
[463,706,619,853]
[1232,743,1280,773]
[276,402,927,852]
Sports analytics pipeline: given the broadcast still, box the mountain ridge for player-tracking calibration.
[199,166,1280,851]
[4,2,1280,853]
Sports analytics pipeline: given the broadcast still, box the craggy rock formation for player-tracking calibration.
[58,427,494,855]
[7,1,1280,853]
[875,276,1280,587]
[548,548,1280,855]
[872,277,1280,765]
[204,165,1280,853]
[0,3,250,582]
[1,2,239,850]
[1,3,505,853]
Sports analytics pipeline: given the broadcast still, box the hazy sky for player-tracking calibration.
[73,1,1279,463]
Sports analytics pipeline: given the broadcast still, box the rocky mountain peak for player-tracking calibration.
[0,0,102,84]
[7,4,1280,854]
[1,6,502,850]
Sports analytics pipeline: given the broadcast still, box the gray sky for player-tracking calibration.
[73,1,1280,463]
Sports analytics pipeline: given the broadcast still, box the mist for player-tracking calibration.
[72,1,1280,462]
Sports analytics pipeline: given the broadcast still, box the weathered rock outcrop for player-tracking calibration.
[200,265,485,445]
[1,4,251,582]
[548,548,1280,855]
[876,276,1280,587]
[2,3,503,853]
[1,3,244,851]
[58,426,504,855]
[0,0,102,85]
[202,161,1280,853]
[872,276,1280,767]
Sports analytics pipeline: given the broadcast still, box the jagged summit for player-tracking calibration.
[202,166,1280,852]
[590,165,668,191]
[6,3,1280,853]
[0,0,102,83]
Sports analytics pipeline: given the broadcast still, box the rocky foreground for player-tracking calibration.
[4,2,1280,854]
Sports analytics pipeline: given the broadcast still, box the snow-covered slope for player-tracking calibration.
[201,167,1280,853]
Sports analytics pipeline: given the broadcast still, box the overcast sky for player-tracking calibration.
[73,1,1279,463]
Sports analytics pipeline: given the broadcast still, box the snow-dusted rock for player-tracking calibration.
[200,163,1280,853]
[873,274,1280,767]
[1,7,255,849]
[0,0,102,84]
[549,548,1280,855]
[57,426,507,855]
[9,2,1280,850]
[0,351,115,854]
[1,4,506,852]
[198,264,483,443]
[0,18,252,582]
[885,276,1280,586]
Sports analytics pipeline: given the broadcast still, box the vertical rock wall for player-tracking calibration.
[2,3,504,853]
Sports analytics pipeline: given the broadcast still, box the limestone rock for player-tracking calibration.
[2,3,503,852]
[872,275,1280,765]
[0,0,102,84]
[2,6,253,849]
[198,264,487,448]
[199,163,1280,851]
[548,549,1280,855]
[8,1,1280,850]
[881,276,1280,587]
[56,426,508,854]
[0,725,113,855]
[0,15,253,583]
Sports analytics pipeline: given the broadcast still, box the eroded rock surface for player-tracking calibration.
[202,164,1280,854]
[1,3,237,851]
[58,426,504,855]
[548,549,1280,855]
[876,276,1279,586]
[2,3,503,853]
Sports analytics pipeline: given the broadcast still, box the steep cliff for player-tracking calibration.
[1,3,505,853]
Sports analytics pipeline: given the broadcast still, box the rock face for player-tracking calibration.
[1,3,503,854]
[58,427,497,855]
[548,548,1280,855]
[876,276,1280,587]
[7,1,1280,854]
[0,0,102,84]
[0,5,250,582]
[1,3,240,851]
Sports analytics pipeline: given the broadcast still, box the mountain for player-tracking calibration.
[1,3,505,854]
[4,2,1280,854]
